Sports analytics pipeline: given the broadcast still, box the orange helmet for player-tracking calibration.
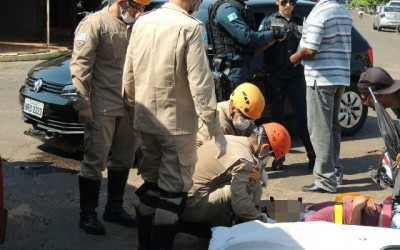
[230,83,265,120]
[260,122,291,160]
[129,0,150,6]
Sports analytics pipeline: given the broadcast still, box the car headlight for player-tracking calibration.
[61,85,77,96]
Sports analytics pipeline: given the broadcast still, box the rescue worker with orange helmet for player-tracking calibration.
[197,82,266,148]
[70,0,149,235]
[179,122,291,238]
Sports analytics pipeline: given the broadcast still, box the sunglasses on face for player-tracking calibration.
[280,0,296,6]
[127,1,145,12]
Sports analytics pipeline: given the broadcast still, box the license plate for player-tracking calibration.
[24,98,44,118]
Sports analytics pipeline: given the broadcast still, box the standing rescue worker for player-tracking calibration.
[208,0,285,99]
[258,0,315,170]
[197,82,265,148]
[70,0,149,235]
[179,123,291,238]
[122,0,227,248]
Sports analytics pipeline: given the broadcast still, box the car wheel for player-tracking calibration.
[339,89,368,136]
[373,22,377,30]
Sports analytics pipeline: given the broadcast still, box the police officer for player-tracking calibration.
[122,0,227,248]
[208,0,284,99]
[179,123,291,237]
[258,0,315,170]
[197,82,265,148]
[70,0,149,235]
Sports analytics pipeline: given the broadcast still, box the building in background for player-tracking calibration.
[0,0,103,44]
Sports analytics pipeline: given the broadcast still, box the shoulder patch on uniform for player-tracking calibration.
[76,32,87,41]
[246,169,261,195]
[227,12,238,22]
[202,32,208,41]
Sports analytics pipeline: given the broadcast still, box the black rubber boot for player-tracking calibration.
[151,223,178,250]
[136,207,153,250]
[103,169,137,227]
[299,129,316,170]
[79,176,105,235]
[271,157,285,170]
[177,219,212,239]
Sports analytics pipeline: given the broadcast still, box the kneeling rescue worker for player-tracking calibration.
[180,122,291,238]
[197,82,265,148]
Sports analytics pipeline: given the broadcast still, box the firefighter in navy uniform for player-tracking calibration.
[258,0,315,170]
[208,0,284,100]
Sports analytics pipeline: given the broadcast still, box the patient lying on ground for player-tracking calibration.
[304,195,382,226]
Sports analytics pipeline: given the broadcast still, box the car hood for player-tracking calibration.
[28,53,73,86]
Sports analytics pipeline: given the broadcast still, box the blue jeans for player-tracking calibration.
[307,84,345,192]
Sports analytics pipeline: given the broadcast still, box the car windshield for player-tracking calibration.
[384,6,400,12]
[389,2,400,6]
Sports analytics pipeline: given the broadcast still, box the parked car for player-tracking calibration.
[19,0,373,153]
[388,0,400,6]
[373,5,400,31]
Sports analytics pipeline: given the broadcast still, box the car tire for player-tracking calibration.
[373,22,377,30]
[339,88,368,136]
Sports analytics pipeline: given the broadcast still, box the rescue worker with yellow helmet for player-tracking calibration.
[70,0,149,235]
[197,82,266,148]
[179,122,291,238]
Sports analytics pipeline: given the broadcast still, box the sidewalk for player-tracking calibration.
[0,33,72,62]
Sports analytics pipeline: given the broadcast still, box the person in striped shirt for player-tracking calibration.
[289,0,352,193]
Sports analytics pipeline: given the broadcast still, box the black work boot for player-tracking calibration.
[271,157,285,170]
[135,207,153,250]
[79,176,105,235]
[151,223,178,250]
[178,219,212,239]
[103,169,137,227]
[299,129,316,170]
[307,153,316,170]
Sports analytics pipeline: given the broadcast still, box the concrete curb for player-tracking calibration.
[0,49,71,62]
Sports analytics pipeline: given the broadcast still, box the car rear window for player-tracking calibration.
[383,6,400,12]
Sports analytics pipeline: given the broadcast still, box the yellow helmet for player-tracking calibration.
[230,83,265,120]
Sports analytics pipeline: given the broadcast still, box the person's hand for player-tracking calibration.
[362,198,377,216]
[396,153,400,168]
[270,26,287,40]
[78,107,94,127]
[351,195,369,211]
[261,213,275,223]
[214,134,227,159]
[290,53,300,66]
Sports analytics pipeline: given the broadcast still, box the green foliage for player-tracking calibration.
[348,0,387,8]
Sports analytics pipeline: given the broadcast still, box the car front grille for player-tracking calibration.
[25,77,65,94]
[23,113,84,135]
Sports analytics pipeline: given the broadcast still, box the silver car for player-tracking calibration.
[373,5,400,31]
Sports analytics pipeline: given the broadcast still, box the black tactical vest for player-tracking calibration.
[208,0,255,55]
[265,14,303,71]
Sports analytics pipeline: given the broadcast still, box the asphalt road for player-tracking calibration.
[0,10,399,250]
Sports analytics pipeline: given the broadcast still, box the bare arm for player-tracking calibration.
[349,196,369,225]
[289,47,317,66]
